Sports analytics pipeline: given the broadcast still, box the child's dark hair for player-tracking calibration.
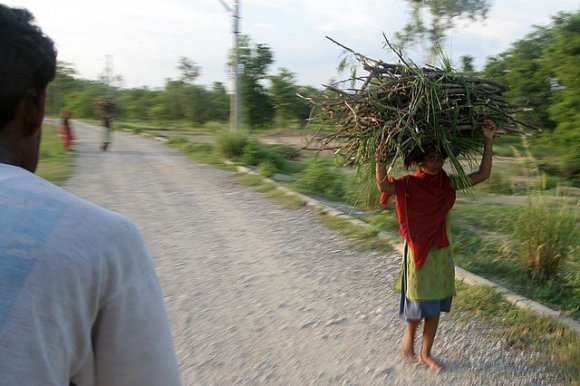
[403,144,448,169]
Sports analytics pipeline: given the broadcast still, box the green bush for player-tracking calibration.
[270,144,302,160]
[561,150,580,177]
[493,134,525,157]
[293,158,346,201]
[203,121,228,132]
[512,194,577,282]
[345,164,383,210]
[184,142,214,154]
[36,123,72,184]
[242,141,286,169]
[257,161,278,177]
[530,132,580,183]
[217,132,250,159]
[474,171,514,194]
[241,141,268,165]
[166,136,188,145]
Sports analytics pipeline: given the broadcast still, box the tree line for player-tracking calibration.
[482,11,579,177]
[45,8,578,179]
[45,35,320,130]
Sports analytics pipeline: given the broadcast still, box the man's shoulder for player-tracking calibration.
[1,164,137,238]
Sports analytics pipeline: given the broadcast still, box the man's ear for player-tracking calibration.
[21,90,47,137]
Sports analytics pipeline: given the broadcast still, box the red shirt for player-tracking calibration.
[381,169,456,268]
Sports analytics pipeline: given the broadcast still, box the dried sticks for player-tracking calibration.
[302,36,536,181]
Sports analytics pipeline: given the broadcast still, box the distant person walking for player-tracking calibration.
[59,110,74,150]
[101,115,112,151]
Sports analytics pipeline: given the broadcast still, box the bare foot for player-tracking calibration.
[417,354,443,373]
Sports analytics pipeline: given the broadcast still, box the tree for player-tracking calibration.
[482,11,579,179]
[269,68,300,126]
[116,87,160,121]
[542,12,580,176]
[46,61,78,115]
[178,57,200,84]
[460,55,475,73]
[482,26,554,130]
[236,35,275,128]
[63,82,108,119]
[396,0,491,57]
[207,82,229,123]
[270,68,321,127]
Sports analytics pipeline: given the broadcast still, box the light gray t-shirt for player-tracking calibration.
[0,164,181,386]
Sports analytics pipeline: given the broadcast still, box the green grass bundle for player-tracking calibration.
[95,97,116,117]
[304,35,537,183]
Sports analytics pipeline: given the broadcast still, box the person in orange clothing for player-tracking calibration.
[59,110,74,150]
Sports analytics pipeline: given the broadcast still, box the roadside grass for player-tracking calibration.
[236,173,306,209]
[263,189,306,209]
[165,136,228,168]
[254,182,278,193]
[360,211,400,233]
[453,281,580,384]
[492,134,525,157]
[36,122,73,184]
[115,119,226,136]
[236,172,263,186]
[317,215,394,254]
[450,200,580,319]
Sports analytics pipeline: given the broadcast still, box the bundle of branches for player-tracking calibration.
[95,97,116,117]
[303,35,537,183]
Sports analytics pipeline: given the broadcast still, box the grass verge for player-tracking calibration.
[36,122,73,184]
[450,200,579,319]
[236,173,306,209]
[115,119,225,136]
[317,215,394,254]
[165,136,236,172]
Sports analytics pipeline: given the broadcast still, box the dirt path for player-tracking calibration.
[63,122,560,385]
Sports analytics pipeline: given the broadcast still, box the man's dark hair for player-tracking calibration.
[0,5,57,128]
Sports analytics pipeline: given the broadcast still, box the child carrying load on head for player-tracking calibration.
[376,119,498,372]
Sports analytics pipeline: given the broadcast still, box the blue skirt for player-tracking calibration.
[399,244,452,321]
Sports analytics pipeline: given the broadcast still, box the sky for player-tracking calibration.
[6,0,579,90]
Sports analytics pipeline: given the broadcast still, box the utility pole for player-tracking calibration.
[104,54,113,96]
[99,55,115,121]
[218,0,240,132]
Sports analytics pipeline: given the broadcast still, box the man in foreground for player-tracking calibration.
[0,5,181,385]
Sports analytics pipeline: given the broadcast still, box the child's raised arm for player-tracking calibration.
[468,119,498,186]
[376,160,396,194]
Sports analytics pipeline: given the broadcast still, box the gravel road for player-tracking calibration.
[63,122,560,385]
